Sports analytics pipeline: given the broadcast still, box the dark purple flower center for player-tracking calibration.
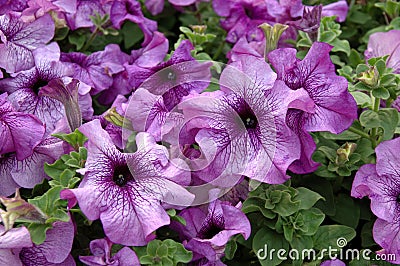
[396,194,400,203]
[237,106,258,129]
[19,247,49,266]
[32,79,48,95]
[113,164,133,187]
[197,214,225,239]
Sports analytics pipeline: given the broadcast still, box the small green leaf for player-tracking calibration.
[294,187,324,210]
[225,240,238,260]
[313,225,356,250]
[27,223,53,245]
[359,110,380,128]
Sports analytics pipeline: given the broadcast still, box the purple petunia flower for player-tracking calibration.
[110,0,157,46]
[79,238,140,266]
[365,30,400,74]
[0,92,45,161]
[179,55,300,184]
[0,221,75,265]
[288,4,322,41]
[321,0,348,22]
[268,42,357,174]
[171,198,250,263]
[61,44,130,95]
[320,259,346,266]
[0,43,93,134]
[0,12,54,73]
[126,40,212,141]
[145,0,203,16]
[351,137,400,264]
[61,119,194,246]
[212,0,278,43]
[65,0,112,30]
[0,136,65,196]
[21,0,77,22]
[0,0,28,14]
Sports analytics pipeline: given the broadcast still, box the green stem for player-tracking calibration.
[370,95,381,148]
[348,126,370,139]
[81,27,99,52]
[212,39,225,60]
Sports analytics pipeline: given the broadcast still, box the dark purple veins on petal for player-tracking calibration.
[197,214,225,239]
[19,246,50,266]
[112,163,133,187]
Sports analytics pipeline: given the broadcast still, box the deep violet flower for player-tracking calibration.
[288,4,322,41]
[97,31,169,105]
[0,136,65,196]
[212,0,279,43]
[320,259,346,266]
[0,43,93,134]
[61,44,130,95]
[110,0,157,46]
[268,42,357,174]
[0,221,75,265]
[61,119,195,246]
[21,0,77,21]
[126,40,211,141]
[65,0,113,30]
[171,199,250,263]
[179,55,300,184]
[145,0,202,16]
[0,0,29,15]
[79,238,140,266]
[0,93,45,161]
[351,137,400,264]
[0,12,54,73]
[365,30,400,74]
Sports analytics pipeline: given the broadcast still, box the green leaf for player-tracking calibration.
[331,38,350,56]
[294,187,324,210]
[44,160,68,180]
[147,240,160,256]
[54,27,69,41]
[253,228,289,266]
[328,194,360,229]
[121,21,143,49]
[313,225,356,250]
[359,110,380,128]
[68,33,86,50]
[52,129,88,150]
[300,208,325,236]
[378,108,399,140]
[242,197,276,219]
[156,244,168,257]
[27,223,53,245]
[224,240,238,260]
[351,91,371,107]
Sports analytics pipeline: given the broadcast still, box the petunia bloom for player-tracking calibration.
[0,43,93,134]
[268,42,357,174]
[0,136,65,196]
[126,40,212,141]
[365,29,400,74]
[0,93,45,161]
[0,221,76,265]
[110,0,157,46]
[351,137,400,264]
[79,238,140,266]
[61,119,194,246]
[171,199,251,263]
[179,55,300,184]
[0,12,55,73]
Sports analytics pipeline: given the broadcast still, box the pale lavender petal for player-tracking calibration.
[0,225,32,249]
